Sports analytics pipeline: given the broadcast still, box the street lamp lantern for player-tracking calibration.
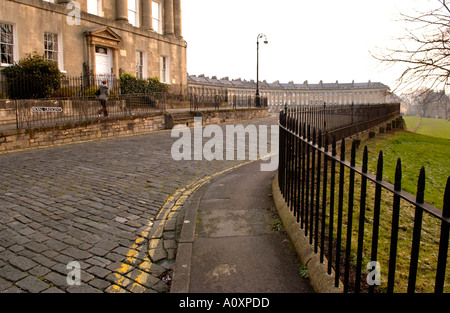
[256,33,268,107]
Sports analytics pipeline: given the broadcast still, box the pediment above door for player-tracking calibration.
[85,27,121,48]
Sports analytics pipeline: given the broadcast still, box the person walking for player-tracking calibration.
[97,80,110,118]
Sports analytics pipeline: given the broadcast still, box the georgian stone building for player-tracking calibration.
[0,0,187,85]
[188,75,391,112]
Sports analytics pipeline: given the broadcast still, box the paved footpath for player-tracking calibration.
[0,115,278,293]
[172,160,313,293]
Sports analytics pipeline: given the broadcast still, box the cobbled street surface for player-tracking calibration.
[0,115,277,293]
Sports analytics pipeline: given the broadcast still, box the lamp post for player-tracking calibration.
[256,33,268,107]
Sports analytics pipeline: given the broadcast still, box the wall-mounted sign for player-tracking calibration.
[32,107,63,113]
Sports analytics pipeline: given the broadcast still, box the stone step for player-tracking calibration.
[171,112,196,126]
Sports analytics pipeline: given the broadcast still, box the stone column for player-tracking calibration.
[142,0,153,30]
[116,0,128,22]
[164,0,174,35]
[113,49,119,78]
[173,0,182,37]
[87,43,96,75]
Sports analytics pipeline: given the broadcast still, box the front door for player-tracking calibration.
[95,46,112,77]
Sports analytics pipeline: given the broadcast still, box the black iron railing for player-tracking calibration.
[278,106,449,293]
[0,73,121,100]
[13,93,166,130]
[189,93,268,112]
[283,103,401,143]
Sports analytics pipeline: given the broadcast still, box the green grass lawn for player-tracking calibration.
[326,128,450,293]
[403,116,450,139]
[359,130,449,210]
[403,115,421,131]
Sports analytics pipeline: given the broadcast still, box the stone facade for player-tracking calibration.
[188,75,391,112]
[0,0,187,85]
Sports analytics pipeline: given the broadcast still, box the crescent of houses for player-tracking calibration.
[188,75,391,112]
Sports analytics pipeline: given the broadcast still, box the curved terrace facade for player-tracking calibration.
[188,75,391,112]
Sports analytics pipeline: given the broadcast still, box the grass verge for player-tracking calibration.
[403,116,450,140]
[304,128,449,292]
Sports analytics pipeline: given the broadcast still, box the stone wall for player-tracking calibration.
[0,114,166,152]
[0,108,270,153]
[0,100,16,126]
[200,108,269,125]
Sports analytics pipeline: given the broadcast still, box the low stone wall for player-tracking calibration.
[0,100,16,126]
[272,174,343,293]
[0,108,270,153]
[200,108,269,124]
[0,114,166,152]
[165,100,229,110]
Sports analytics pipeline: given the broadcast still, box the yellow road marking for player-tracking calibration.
[108,152,278,292]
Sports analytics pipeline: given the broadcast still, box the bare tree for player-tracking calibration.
[399,92,415,115]
[436,90,450,118]
[408,88,449,117]
[417,88,439,117]
[373,0,450,94]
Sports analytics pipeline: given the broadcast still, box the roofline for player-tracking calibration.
[187,75,390,90]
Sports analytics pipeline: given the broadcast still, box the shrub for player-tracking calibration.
[83,85,117,98]
[147,77,169,93]
[52,86,80,98]
[1,51,62,99]
[119,73,146,94]
[119,73,169,95]
[83,86,100,97]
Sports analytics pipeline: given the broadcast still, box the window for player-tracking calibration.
[128,0,139,27]
[160,56,169,83]
[96,46,107,55]
[136,51,144,79]
[44,32,59,65]
[0,23,14,65]
[152,1,162,33]
[88,0,102,16]
[43,0,55,3]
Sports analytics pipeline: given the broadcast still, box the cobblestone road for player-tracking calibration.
[0,115,277,293]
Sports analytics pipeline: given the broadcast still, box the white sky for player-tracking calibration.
[181,0,438,90]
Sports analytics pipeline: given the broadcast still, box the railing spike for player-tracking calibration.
[435,176,450,293]
[362,146,368,173]
[416,166,426,204]
[312,127,316,145]
[376,151,383,181]
[332,134,337,156]
[443,176,450,218]
[408,166,426,293]
[395,158,402,191]
[318,129,322,148]
[351,141,356,167]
